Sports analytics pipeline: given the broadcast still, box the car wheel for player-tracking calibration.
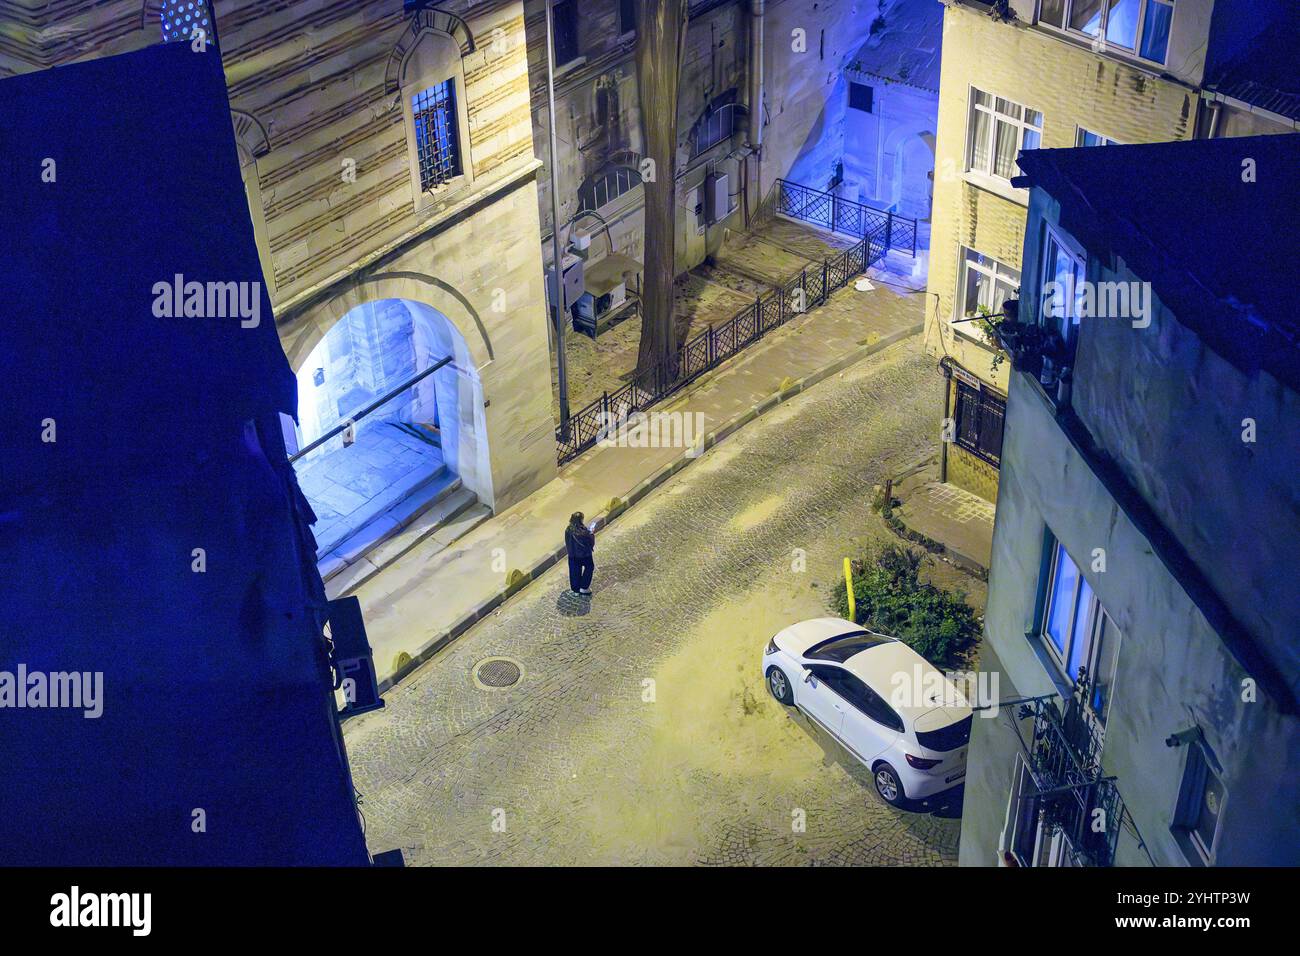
[873,762,906,807]
[766,666,794,705]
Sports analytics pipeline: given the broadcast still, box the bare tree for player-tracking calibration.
[634,0,690,380]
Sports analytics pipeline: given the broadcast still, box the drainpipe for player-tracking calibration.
[747,0,765,220]
[940,359,952,483]
[544,0,571,435]
[1205,98,1223,139]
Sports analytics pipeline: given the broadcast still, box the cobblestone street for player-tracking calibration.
[345,335,980,865]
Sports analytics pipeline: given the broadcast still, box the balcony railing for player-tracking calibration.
[1012,682,1127,867]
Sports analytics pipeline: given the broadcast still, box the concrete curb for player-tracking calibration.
[376,322,923,693]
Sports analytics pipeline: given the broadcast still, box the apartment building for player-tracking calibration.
[962,132,1299,867]
[925,0,1297,504]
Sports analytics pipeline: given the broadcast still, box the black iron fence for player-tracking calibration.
[556,220,889,464]
[770,177,918,257]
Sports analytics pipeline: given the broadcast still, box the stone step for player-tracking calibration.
[317,469,461,580]
[312,459,448,559]
[322,485,489,600]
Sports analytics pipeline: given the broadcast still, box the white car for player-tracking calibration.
[762,617,972,807]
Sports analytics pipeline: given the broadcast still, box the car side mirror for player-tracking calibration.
[801,668,814,684]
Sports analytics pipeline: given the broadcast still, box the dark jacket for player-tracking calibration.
[565,525,595,561]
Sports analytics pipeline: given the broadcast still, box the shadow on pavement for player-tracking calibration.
[556,590,592,617]
[786,705,966,818]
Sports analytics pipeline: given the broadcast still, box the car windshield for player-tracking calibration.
[804,630,891,663]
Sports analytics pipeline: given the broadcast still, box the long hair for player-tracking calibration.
[569,511,586,531]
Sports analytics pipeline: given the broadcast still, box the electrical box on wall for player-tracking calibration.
[704,171,730,225]
[547,255,586,313]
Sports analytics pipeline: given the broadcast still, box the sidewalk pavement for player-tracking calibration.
[353,262,929,690]
[891,461,996,573]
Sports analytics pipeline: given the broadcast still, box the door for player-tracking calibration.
[835,674,903,763]
[800,664,848,739]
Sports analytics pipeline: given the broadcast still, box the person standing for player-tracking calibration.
[564,511,595,596]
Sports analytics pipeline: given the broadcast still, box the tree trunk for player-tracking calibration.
[634,0,689,381]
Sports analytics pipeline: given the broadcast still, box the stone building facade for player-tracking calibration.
[924,0,1292,504]
[226,1,557,518]
[963,134,1300,867]
[3,1,559,569]
[522,0,891,306]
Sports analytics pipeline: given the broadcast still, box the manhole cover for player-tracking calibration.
[473,657,522,689]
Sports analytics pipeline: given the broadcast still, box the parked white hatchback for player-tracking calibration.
[762,617,972,807]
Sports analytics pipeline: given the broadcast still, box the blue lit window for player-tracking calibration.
[1044,542,1081,659]
[1139,0,1174,63]
[1039,537,1121,720]
[1076,128,1122,147]
[412,81,461,192]
[161,0,213,44]
[1038,0,1174,64]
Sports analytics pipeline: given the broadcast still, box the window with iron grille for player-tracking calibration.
[578,166,641,213]
[954,378,1005,466]
[412,80,461,192]
[692,102,736,157]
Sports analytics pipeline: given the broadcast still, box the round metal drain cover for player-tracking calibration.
[473,657,522,689]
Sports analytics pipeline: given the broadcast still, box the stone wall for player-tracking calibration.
[945,436,1000,503]
[524,0,886,281]
[524,0,750,280]
[277,174,557,511]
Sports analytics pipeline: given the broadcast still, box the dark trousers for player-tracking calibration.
[567,554,594,592]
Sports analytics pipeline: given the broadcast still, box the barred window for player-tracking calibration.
[578,166,642,213]
[412,80,461,192]
[692,102,737,157]
[954,378,1005,467]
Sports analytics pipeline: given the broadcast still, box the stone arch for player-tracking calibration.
[384,6,476,96]
[232,109,271,165]
[281,271,494,376]
[883,125,936,220]
[287,291,495,521]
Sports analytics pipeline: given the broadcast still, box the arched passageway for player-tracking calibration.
[284,297,487,559]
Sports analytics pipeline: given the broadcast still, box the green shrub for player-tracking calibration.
[829,544,980,670]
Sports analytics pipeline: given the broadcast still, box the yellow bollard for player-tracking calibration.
[843,557,856,622]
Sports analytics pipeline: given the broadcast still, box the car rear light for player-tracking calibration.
[765,637,779,654]
[905,754,941,770]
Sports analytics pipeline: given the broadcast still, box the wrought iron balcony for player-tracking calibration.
[1012,682,1127,867]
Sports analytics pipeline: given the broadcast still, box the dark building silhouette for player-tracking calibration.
[0,40,369,865]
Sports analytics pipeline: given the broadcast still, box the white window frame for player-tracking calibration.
[1037,0,1176,66]
[1075,126,1123,147]
[1002,756,1076,867]
[955,247,1020,346]
[958,247,1021,319]
[1038,221,1086,341]
[965,87,1043,185]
